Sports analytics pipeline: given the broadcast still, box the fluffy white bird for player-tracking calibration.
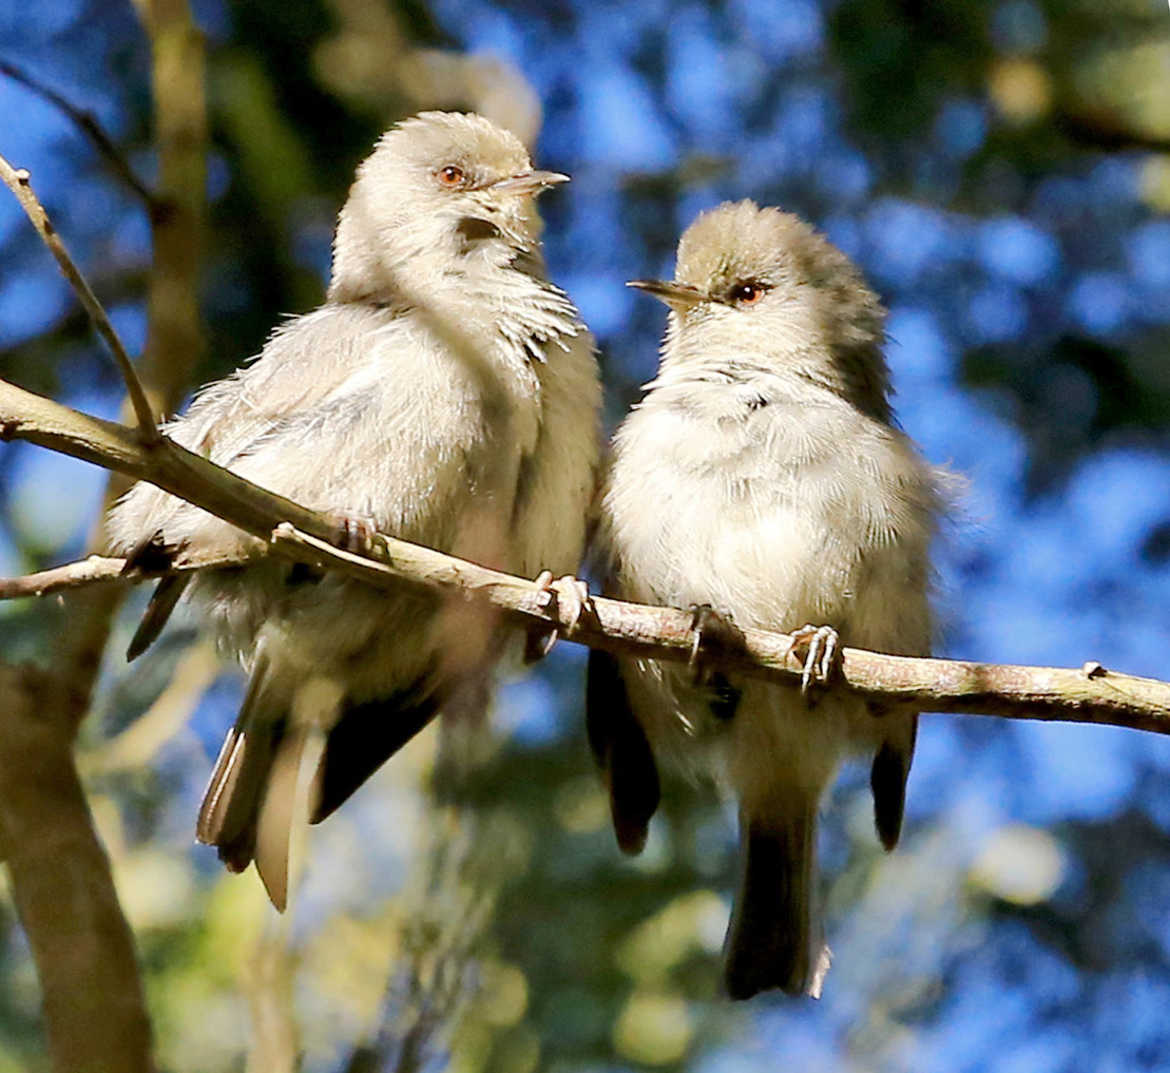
[588,200,943,999]
[108,112,600,909]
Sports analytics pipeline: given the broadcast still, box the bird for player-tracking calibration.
[107,111,601,910]
[587,200,944,999]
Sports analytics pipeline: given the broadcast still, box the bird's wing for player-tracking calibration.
[870,722,917,851]
[308,685,441,824]
[108,304,474,654]
[585,647,661,855]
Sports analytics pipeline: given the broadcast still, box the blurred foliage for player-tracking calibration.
[2,0,1170,1071]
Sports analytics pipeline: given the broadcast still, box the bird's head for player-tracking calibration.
[631,200,892,419]
[330,111,568,302]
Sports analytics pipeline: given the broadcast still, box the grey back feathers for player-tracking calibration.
[107,111,600,909]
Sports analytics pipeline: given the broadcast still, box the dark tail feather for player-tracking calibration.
[871,716,917,851]
[126,575,190,660]
[197,655,276,847]
[723,804,829,1000]
[197,662,444,909]
[196,724,255,862]
[308,686,440,824]
[585,649,660,855]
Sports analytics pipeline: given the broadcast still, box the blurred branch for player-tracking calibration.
[131,0,207,421]
[1055,108,1170,155]
[3,376,1170,738]
[0,10,207,1073]
[242,925,300,1073]
[0,58,156,206]
[81,642,219,776]
[0,664,154,1073]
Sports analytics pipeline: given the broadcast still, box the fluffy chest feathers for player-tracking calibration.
[603,368,937,637]
[421,255,584,450]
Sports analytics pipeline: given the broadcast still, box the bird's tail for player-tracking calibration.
[195,648,308,911]
[197,650,442,911]
[722,802,831,1000]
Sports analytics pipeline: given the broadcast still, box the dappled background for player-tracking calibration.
[2,0,1170,1069]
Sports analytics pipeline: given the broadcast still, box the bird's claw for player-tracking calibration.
[327,512,380,557]
[688,604,742,686]
[789,624,840,699]
[526,571,591,662]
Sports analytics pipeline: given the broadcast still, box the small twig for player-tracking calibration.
[0,59,155,206]
[0,154,159,442]
[0,551,249,599]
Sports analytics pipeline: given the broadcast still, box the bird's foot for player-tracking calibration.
[326,512,381,558]
[121,530,178,574]
[526,571,591,662]
[789,624,840,700]
[688,604,744,687]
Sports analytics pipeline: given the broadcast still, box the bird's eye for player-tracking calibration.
[729,282,766,306]
[437,165,466,187]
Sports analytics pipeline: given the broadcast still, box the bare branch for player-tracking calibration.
[0,58,155,206]
[0,155,159,441]
[2,374,1169,738]
[0,552,244,599]
[266,527,1170,737]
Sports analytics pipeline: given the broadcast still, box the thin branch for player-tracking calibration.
[2,375,1170,738]
[263,526,1170,737]
[0,154,159,442]
[0,551,246,599]
[42,0,208,732]
[0,376,338,544]
[0,58,155,206]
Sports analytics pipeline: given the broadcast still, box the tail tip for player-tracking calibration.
[723,943,832,1001]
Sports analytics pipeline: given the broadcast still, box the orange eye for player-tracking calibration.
[730,282,765,305]
[437,165,465,187]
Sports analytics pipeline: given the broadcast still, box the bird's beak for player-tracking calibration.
[627,279,708,311]
[490,170,571,197]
